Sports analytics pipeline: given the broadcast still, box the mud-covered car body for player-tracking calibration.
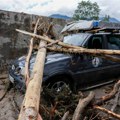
[9,32,120,91]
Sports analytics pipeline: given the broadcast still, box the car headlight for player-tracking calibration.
[12,65,15,70]
[14,67,21,75]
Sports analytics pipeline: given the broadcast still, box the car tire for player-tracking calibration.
[46,76,72,94]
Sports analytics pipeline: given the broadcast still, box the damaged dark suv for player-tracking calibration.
[9,32,120,92]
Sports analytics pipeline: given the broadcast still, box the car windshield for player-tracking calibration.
[63,33,89,46]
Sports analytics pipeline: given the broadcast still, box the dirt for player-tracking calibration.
[0,73,120,120]
[0,73,24,120]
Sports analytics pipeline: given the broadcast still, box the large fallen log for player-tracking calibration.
[47,46,120,55]
[47,47,120,63]
[18,40,46,120]
[72,91,95,120]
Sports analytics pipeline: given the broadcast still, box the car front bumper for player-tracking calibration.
[8,67,49,91]
[9,69,26,91]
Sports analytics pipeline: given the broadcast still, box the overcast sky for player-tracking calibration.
[0,0,120,20]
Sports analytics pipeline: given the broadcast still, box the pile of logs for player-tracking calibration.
[16,18,120,120]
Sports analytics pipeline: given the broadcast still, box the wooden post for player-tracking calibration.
[18,40,46,120]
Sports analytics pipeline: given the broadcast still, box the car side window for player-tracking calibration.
[107,35,120,50]
[87,36,103,49]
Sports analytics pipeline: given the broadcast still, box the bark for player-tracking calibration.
[18,41,46,120]
[72,91,95,120]
[47,47,120,55]
[94,105,120,120]
[25,18,40,86]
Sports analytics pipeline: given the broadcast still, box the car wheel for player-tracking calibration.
[47,76,72,94]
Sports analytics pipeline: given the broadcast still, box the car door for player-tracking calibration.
[103,34,120,79]
[74,35,109,89]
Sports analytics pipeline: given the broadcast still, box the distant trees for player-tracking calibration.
[102,15,110,22]
[73,0,100,20]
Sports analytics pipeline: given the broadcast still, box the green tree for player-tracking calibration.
[73,1,100,20]
[102,15,110,22]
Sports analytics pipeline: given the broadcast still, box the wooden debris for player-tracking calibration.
[95,80,120,105]
[47,46,120,55]
[94,105,120,120]
[61,111,69,120]
[16,29,120,56]
[111,87,120,112]
[72,91,95,120]
[15,20,120,120]
[25,18,40,86]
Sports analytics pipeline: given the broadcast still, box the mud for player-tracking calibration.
[0,73,24,120]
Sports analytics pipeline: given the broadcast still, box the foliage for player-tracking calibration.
[102,15,110,22]
[73,0,100,20]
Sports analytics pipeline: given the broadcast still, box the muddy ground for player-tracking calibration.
[0,73,24,120]
[0,73,120,120]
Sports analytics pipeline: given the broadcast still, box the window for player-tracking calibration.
[63,33,89,46]
[107,35,120,50]
[87,36,103,49]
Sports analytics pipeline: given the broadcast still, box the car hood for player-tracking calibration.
[16,52,72,68]
[46,52,71,63]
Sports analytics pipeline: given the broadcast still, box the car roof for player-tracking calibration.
[61,20,120,34]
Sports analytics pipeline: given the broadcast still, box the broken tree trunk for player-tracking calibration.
[18,40,46,120]
[72,91,95,120]
[94,105,120,119]
[25,18,40,86]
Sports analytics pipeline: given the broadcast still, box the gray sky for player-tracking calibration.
[0,0,120,20]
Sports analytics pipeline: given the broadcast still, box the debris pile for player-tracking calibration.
[40,87,94,120]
